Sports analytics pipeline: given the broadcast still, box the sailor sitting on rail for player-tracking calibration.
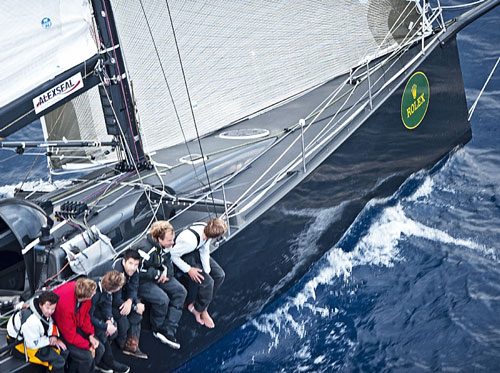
[111,249,148,359]
[90,271,130,373]
[53,278,104,373]
[170,218,226,329]
[7,291,68,373]
[137,221,187,350]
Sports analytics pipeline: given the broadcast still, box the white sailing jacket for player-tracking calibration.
[171,223,211,274]
[7,298,58,350]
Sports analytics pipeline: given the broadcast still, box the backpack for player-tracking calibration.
[9,307,33,340]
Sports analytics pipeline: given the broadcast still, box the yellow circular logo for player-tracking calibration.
[401,71,430,129]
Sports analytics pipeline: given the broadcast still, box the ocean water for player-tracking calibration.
[1,1,499,372]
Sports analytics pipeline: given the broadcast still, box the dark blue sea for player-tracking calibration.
[1,1,499,371]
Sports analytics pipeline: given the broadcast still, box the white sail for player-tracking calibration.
[0,0,98,109]
[41,0,420,166]
[42,88,116,171]
[106,0,419,153]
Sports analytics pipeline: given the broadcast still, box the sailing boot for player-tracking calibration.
[123,336,148,359]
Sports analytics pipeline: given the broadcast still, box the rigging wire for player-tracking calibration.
[164,0,218,216]
[468,56,500,120]
[304,13,418,154]
[13,150,42,197]
[137,0,204,192]
[441,0,486,9]
[224,10,432,217]
[14,106,67,196]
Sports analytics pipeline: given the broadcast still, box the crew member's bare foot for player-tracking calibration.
[188,303,204,325]
[201,310,215,328]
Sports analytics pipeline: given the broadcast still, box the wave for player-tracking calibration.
[0,178,71,198]
[246,168,497,354]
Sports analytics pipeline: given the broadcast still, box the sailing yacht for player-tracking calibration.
[0,0,498,370]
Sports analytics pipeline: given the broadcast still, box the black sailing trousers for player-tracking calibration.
[182,254,225,313]
[138,277,187,335]
[114,309,142,347]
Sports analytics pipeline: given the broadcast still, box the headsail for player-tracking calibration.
[102,0,420,154]
[0,0,99,138]
[1,0,421,170]
[41,89,116,171]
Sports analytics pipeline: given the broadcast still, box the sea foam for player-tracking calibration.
[0,179,71,198]
[250,171,495,351]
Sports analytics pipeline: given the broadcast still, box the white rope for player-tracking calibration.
[441,0,485,10]
[468,56,500,120]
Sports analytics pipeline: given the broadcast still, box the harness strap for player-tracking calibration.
[175,222,205,250]
[187,228,201,249]
[12,307,33,338]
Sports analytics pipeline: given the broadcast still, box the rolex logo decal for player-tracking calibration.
[401,72,430,130]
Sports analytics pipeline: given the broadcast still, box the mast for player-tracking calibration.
[90,0,145,165]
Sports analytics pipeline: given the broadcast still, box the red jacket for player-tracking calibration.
[53,281,95,350]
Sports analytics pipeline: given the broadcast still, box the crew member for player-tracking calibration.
[171,218,226,328]
[137,221,187,349]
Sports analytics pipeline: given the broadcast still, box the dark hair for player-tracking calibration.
[38,291,59,306]
[123,248,141,261]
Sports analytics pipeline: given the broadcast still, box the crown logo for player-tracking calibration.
[411,84,417,100]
